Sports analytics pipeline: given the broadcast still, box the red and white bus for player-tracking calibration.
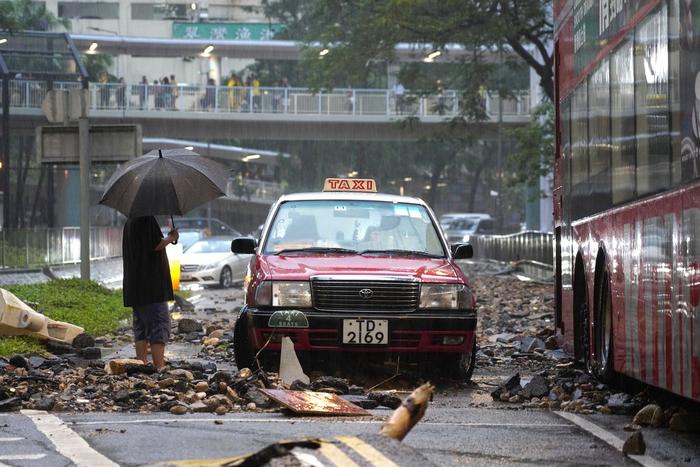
[554,0,700,401]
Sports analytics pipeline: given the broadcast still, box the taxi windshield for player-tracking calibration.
[263,200,446,257]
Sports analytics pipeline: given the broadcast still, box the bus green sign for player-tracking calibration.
[172,22,283,41]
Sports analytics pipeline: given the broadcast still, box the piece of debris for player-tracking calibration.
[622,431,646,456]
[259,388,371,416]
[379,383,434,441]
[278,336,309,386]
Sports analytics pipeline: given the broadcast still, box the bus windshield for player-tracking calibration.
[263,200,445,257]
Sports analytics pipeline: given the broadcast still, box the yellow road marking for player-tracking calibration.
[335,436,398,467]
[318,441,360,467]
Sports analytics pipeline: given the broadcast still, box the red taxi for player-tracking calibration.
[230,179,477,380]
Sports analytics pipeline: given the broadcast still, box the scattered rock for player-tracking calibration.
[669,413,700,433]
[178,319,203,334]
[9,355,30,369]
[633,404,661,427]
[622,432,646,456]
[342,395,379,410]
[72,333,96,349]
[368,392,402,409]
[624,423,641,432]
[170,405,188,415]
[194,381,209,393]
[78,347,102,360]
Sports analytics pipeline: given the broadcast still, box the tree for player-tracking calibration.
[261,0,552,102]
[505,101,554,196]
[0,0,69,32]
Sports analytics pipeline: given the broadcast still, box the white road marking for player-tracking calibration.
[0,454,46,460]
[21,410,119,467]
[67,417,571,428]
[0,437,23,442]
[555,412,667,467]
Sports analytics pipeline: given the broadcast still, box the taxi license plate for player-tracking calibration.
[342,319,388,345]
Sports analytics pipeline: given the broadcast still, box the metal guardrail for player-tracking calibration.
[2,79,531,120]
[469,231,554,265]
[0,227,122,270]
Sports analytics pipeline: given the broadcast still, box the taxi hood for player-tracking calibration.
[259,254,463,283]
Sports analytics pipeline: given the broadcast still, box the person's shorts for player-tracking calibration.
[132,302,170,343]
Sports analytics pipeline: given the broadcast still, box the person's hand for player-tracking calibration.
[168,228,179,244]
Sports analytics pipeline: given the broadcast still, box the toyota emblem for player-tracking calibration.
[358,288,374,299]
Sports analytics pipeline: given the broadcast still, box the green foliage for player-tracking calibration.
[261,0,553,100]
[0,336,45,357]
[82,54,114,82]
[505,101,554,196]
[0,0,70,31]
[6,279,130,336]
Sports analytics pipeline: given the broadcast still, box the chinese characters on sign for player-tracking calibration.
[172,23,283,41]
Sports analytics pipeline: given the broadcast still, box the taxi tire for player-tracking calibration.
[442,340,476,382]
[233,314,255,371]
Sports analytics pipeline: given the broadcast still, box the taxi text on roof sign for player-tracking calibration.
[323,178,377,192]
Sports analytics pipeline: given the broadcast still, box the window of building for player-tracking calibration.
[634,5,670,196]
[58,2,119,19]
[588,59,612,210]
[131,3,188,20]
[611,41,636,204]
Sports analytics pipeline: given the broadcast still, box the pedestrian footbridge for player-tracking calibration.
[5,80,531,141]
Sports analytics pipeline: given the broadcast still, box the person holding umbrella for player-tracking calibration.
[100,148,228,369]
[122,216,178,369]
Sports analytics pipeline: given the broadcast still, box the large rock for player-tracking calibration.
[622,432,645,455]
[177,319,203,334]
[521,375,549,398]
[243,385,272,408]
[669,413,700,433]
[105,358,146,375]
[78,347,102,360]
[72,333,96,349]
[368,392,402,409]
[311,377,349,394]
[633,404,662,427]
[9,355,30,369]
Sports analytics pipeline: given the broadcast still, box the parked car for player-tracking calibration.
[443,216,495,244]
[163,217,242,237]
[439,212,492,230]
[179,236,251,288]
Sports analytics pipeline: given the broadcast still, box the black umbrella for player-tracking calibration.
[99,148,228,226]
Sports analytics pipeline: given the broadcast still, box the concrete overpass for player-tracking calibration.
[6,80,531,141]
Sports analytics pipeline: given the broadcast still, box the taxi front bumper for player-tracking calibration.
[240,306,476,353]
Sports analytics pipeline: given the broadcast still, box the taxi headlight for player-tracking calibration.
[272,281,312,308]
[420,284,471,310]
[462,234,471,243]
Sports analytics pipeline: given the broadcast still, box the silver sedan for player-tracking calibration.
[179,236,251,288]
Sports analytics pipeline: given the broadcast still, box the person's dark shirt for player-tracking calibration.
[122,216,173,307]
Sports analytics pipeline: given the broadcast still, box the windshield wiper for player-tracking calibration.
[275,247,359,255]
[359,249,443,258]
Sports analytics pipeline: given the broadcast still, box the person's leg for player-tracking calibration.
[135,340,149,363]
[148,302,171,370]
[132,307,149,363]
[151,343,166,369]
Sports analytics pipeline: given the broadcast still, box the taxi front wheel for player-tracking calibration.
[233,315,254,371]
[440,340,476,382]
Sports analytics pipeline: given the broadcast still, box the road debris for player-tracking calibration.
[0,288,84,344]
[380,382,434,441]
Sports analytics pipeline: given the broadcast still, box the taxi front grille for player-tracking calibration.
[311,280,419,312]
[180,264,199,272]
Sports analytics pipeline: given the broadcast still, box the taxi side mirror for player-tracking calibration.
[452,243,473,259]
[231,237,257,255]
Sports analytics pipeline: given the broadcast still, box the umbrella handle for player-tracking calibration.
[170,215,178,245]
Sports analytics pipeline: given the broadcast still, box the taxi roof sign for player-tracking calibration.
[323,178,377,192]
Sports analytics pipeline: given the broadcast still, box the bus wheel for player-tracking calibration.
[595,269,614,382]
[233,313,254,371]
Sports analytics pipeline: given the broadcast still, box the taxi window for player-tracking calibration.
[263,200,445,256]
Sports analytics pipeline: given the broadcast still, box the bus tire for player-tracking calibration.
[595,269,614,382]
[233,312,254,371]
